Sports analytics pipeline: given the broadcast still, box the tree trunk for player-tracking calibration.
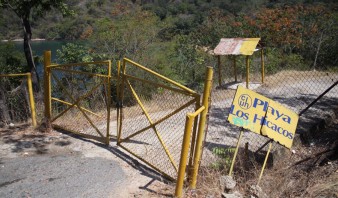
[313,31,323,70]
[22,17,40,93]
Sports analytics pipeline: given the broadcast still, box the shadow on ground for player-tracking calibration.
[54,129,173,197]
[0,123,73,155]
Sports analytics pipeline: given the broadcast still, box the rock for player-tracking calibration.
[250,185,268,198]
[220,175,236,191]
[9,123,15,129]
[222,191,242,198]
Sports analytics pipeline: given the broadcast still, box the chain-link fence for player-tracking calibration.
[201,51,338,181]
[0,73,36,127]
[118,58,201,180]
[48,61,116,143]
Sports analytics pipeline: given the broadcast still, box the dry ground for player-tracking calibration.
[0,125,174,198]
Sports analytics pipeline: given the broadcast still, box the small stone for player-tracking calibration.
[9,123,15,129]
[220,175,236,191]
[250,185,268,198]
[291,149,296,154]
[222,191,242,198]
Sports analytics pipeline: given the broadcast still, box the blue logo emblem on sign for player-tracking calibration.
[238,94,252,110]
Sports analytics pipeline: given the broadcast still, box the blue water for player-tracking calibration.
[14,40,72,62]
[14,40,75,77]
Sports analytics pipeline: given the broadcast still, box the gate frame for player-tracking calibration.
[44,51,113,145]
[0,73,37,127]
[117,58,201,180]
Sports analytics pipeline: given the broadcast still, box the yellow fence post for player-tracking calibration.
[175,114,195,198]
[116,60,121,141]
[228,129,244,176]
[26,73,37,127]
[189,66,213,189]
[44,51,52,120]
[176,105,205,198]
[117,60,126,145]
[261,48,265,84]
[257,141,273,185]
[246,56,250,89]
[106,60,112,145]
[187,96,201,179]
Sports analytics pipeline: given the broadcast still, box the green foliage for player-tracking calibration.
[0,0,337,78]
[171,34,212,89]
[211,147,235,170]
[265,48,307,74]
[0,42,26,74]
[56,43,93,64]
[89,9,162,61]
[0,0,73,17]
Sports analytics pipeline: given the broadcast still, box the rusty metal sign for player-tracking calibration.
[213,38,260,56]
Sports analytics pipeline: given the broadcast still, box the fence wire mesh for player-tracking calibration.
[119,60,200,180]
[0,74,33,126]
[202,52,338,179]
[50,62,116,143]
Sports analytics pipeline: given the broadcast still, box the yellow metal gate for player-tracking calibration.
[117,58,201,180]
[44,52,116,144]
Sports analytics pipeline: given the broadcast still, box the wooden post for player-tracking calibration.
[218,55,222,86]
[233,56,237,82]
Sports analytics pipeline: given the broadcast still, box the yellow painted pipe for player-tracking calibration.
[49,60,110,69]
[44,51,52,119]
[51,73,105,138]
[51,97,102,118]
[117,61,126,144]
[52,68,112,79]
[246,56,250,89]
[123,58,196,94]
[188,96,202,174]
[51,76,105,122]
[106,60,112,145]
[27,73,37,127]
[189,67,213,189]
[257,141,273,185]
[228,129,244,176]
[175,114,195,198]
[117,60,121,142]
[127,80,178,171]
[261,48,265,84]
[0,73,31,77]
[122,99,197,142]
[124,74,199,97]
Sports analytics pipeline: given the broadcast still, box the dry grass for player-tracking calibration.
[192,118,338,198]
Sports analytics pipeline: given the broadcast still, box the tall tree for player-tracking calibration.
[0,0,72,92]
